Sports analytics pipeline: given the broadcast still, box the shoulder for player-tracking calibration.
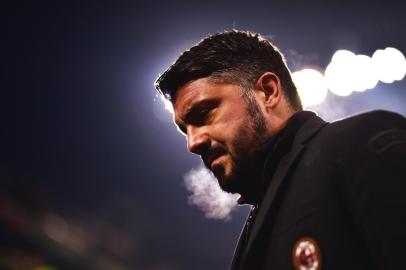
[330,110,405,129]
[305,110,406,162]
[321,110,406,141]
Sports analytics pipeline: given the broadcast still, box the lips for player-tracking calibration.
[203,147,227,170]
[210,156,223,169]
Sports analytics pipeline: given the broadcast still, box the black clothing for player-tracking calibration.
[231,110,406,270]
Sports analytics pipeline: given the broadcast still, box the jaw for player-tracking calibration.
[215,148,266,202]
[211,155,235,191]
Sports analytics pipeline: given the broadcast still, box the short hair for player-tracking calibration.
[155,30,302,110]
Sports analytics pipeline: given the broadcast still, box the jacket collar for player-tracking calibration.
[234,112,328,269]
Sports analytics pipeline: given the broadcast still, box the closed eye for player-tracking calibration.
[190,108,212,125]
[184,100,219,127]
[176,99,220,135]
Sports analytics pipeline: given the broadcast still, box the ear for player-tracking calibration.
[254,72,282,109]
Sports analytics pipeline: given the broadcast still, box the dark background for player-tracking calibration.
[1,1,406,269]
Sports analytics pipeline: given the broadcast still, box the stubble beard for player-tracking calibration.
[215,92,269,196]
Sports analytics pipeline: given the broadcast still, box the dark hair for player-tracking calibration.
[155,30,302,110]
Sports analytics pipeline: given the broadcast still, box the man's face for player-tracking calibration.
[173,77,269,194]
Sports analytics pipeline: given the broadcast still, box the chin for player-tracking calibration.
[216,172,240,194]
[213,161,242,193]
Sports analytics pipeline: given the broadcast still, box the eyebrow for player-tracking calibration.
[176,99,220,132]
[186,99,219,119]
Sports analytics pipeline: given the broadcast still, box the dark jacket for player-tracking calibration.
[231,110,406,270]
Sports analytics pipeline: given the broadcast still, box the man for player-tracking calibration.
[154,31,406,269]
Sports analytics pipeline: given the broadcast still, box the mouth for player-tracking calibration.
[205,154,223,170]
[210,155,224,170]
[203,147,227,170]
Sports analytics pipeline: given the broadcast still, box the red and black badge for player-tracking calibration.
[292,237,322,270]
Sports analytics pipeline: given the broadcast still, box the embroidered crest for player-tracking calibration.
[368,129,406,153]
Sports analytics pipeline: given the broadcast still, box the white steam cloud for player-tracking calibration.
[183,166,239,220]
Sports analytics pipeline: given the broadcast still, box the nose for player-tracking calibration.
[187,126,211,155]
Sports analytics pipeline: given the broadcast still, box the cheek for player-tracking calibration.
[215,120,249,147]
[212,107,255,151]
[229,123,256,159]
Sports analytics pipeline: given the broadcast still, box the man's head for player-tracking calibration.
[155,31,302,199]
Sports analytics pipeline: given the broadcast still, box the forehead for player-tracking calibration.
[174,78,215,107]
[172,78,241,117]
[174,77,243,105]
[173,78,239,109]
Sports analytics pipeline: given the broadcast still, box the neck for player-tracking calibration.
[237,110,311,206]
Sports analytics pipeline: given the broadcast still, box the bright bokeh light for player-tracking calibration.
[324,50,357,96]
[292,68,328,107]
[372,47,406,83]
[352,54,379,91]
[331,49,356,64]
[325,48,406,96]
[325,48,405,97]
[325,50,372,96]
